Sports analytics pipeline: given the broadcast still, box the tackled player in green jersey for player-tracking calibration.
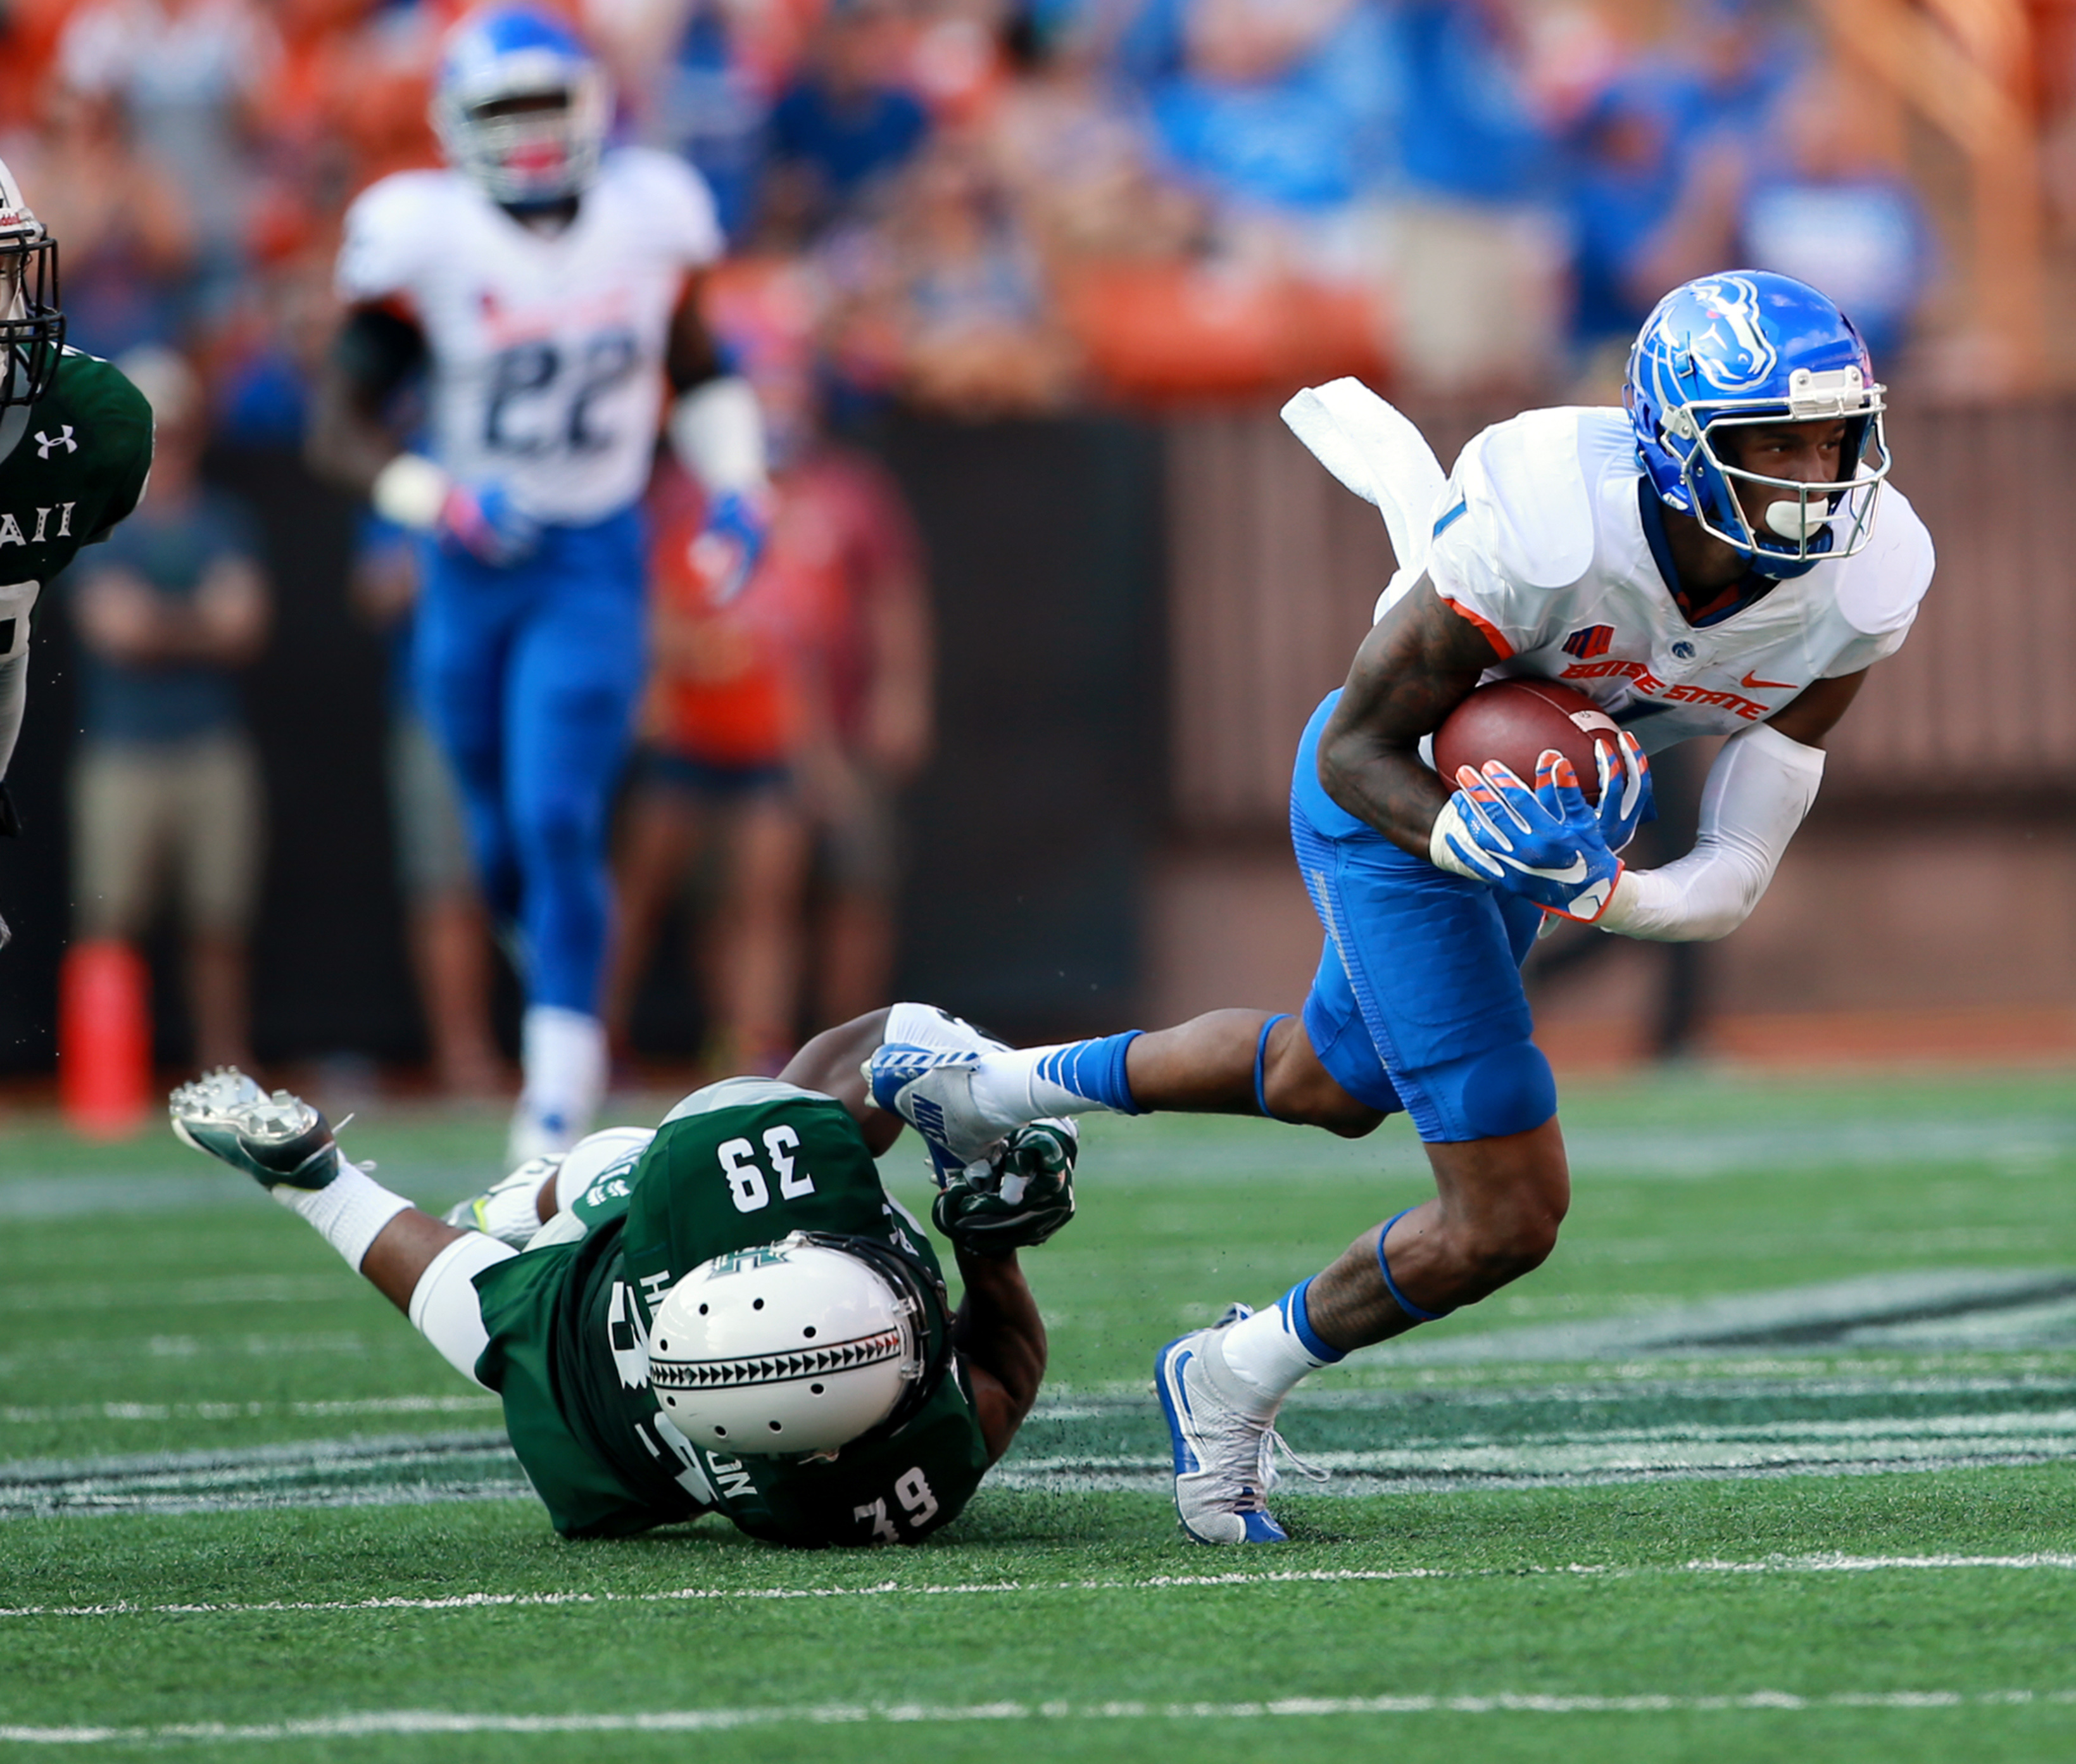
[170,1004,1077,1548]
[0,154,155,945]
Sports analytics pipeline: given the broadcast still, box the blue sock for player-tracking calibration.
[1033,1031,1143,1115]
[1280,1276,1346,1364]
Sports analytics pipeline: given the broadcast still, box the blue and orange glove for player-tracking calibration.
[689,488,771,606]
[436,481,540,567]
[1594,729,1653,855]
[1430,748,1623,923]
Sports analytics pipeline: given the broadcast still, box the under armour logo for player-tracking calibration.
[34,427,75,458]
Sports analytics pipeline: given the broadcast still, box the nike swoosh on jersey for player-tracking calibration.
[1740,671,1800,691]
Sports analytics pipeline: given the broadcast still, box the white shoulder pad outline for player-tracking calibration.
[1451,407,1598,592]
[334,169,457,303]
[1281,378,1447,616]
[601,144,724,268]
[1830,484,1935,637]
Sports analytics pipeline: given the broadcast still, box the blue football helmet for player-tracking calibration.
[433,6,611,206]
[1625,270,1889,579]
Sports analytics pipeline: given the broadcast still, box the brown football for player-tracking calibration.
[1433,678,1623,807]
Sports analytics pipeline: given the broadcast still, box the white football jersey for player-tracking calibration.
[1398,406,1935,754]
[336,148,723,526]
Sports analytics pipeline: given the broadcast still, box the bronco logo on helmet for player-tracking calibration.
[1680,275,1778,394]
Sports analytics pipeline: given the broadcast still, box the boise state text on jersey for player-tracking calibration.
[1362,405,1933,755]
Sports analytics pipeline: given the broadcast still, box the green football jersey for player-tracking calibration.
[473,1080,992,1547]
[0,349,153,621]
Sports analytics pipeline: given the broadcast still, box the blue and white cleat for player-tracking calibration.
[864,1043,1008,1187]
[1155,1306,1324,1544]
[169,1069,341,1193]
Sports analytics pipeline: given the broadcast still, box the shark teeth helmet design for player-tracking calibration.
[647,1232,952,1456]
[1625,270,1889,581]
[432,4,611,206]
[0,154,63,412]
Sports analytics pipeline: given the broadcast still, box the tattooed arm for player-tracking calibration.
[1316,577,1502,858]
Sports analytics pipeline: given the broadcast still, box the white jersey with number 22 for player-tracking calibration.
[336,148,723,527]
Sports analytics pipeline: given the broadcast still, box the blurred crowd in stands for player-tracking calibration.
[2,0,1957,429]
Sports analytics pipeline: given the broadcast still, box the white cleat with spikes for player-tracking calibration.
[168,1069,343,1193]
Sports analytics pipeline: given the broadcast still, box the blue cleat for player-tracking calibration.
[864,1043,1005,1187]
[1155,1306,1324,1544]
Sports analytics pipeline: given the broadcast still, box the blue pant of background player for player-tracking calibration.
[412,508,646,1153]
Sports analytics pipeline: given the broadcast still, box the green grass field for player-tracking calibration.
[3,1066,2074,1761]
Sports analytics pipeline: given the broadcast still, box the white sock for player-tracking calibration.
[407,1232,517,1387]
[1218,1287,1344,1413]
[277,1165,413,1272]
[967,1044,1137,1130]
[886,1001,1002,1056]
[518,1005,607,1141]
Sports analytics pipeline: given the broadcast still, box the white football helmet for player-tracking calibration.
[0,154,63,411]
[432,5,610,206]
[648,1232,952,1456]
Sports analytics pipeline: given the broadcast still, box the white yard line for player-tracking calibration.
[3,1687,2073,1741]
[4,1554,2074,1620]
[1,1396,500,1427]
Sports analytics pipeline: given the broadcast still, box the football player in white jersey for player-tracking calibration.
[309,4,770,1161]
[865,270,1936,1542]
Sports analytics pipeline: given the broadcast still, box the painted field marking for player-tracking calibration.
[3,1687,2074,1741]
[5,1554,2075,1620]
[1,1395,500,1427]
[10,1404,2075,1517]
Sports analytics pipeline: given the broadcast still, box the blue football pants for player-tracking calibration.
[412,511,646,1017]
[1290,691,1557,1143]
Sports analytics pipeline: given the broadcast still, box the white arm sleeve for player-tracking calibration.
[667,375,769,499]
[1596,722,1825,943]
[0,647,24,781]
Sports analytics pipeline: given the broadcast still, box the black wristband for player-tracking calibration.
[0,779,19,838]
